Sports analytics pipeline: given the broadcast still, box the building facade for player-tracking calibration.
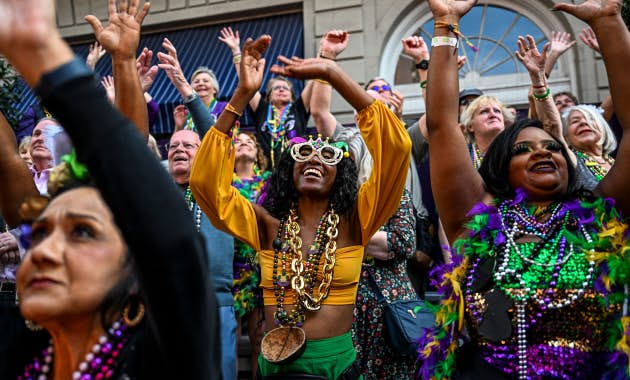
[55,0,608,125]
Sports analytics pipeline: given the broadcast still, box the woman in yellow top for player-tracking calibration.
[190,36,411,379]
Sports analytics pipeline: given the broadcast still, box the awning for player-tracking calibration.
[15,12,304,136]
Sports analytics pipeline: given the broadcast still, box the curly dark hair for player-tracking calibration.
[261,147,358,219]
[478,119,580,200]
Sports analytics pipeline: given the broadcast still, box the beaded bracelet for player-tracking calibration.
[533,87,551,101]
[434,21,478,52]
[225,103,243,117]
[420,80,427,89]
[232,54,242,64]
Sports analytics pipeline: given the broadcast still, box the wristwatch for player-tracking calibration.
[415,59,429,71]
[183,91,198,103]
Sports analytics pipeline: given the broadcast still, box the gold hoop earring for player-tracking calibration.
[123,299,145,327]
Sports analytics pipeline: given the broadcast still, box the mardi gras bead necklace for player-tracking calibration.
[18,320,130,380]
[185,186,202,231]
[573,149,614,181]
[263,206,339,362]
[470,142,485,169]
[266,103,292,167]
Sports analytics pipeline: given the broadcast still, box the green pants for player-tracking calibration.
[258,331,362,379]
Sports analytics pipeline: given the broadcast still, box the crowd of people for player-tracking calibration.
[0,0,628,379]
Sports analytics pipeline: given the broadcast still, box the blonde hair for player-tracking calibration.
[562,105,617,155]
[147,135,162,159]
[19,136,32,153]
[460,95,515,141]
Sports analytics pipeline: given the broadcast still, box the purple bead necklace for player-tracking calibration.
[18,320,130,380]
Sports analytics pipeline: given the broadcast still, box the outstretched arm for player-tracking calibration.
[219,27,263,111]
[544,31,576,78]
[310,30,348,137]
[85,0,150,140]
[425,0,482,243]
[516,35,576,166]
[556,0,630,216]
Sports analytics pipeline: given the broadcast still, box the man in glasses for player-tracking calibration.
[167,129,238,380]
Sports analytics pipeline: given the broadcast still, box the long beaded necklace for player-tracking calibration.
[469,142,484,169]
[265,103,292,167]
[185,98,218,131]
[18,320,130,380]
[271,206,339,326]
[185,186,202,231]
[573,149,614,181]
[485,200,596,380]
[232,170,270,203]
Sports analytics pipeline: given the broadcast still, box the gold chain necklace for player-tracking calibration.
[287,208,340,311]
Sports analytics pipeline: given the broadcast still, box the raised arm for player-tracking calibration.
[425,0,482,242]
[310,30,349,137]
[0,112,38,227]
[190,36,272,250]
[219,27,264,111]
[85,0,150,140]
[556,0,630,216]
[516,35,576,166]
[85,41,106,71]
[0,1,219,377]
[271,56,412,243]
[543,31,576,78]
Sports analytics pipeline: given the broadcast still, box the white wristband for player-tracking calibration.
[431,36,458,48]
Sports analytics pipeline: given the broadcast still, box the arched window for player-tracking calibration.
[380,1,575,115]
[396,5,548,84]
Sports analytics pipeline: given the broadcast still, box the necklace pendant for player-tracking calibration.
[277,275,290,287]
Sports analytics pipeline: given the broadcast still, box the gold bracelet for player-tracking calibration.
[225,103,242,117]
[315,79,330,85]
[233,55,242,64]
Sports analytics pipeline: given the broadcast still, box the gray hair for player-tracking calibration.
[333,123,372,185]
[562,104,617,155]
[190,66,220,96]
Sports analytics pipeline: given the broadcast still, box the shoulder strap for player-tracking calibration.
[366,269,388,305]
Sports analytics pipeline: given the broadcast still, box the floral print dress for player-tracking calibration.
[352,189,419,379]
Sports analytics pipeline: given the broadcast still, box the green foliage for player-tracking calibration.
[0,57,23,130]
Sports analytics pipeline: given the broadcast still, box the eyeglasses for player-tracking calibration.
[368,85,392,93]
[168,141,199,151]
[272,85,290,92]
[291,142,344,166]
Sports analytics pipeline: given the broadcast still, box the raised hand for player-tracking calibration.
[319,30,348,60]
[579,27,601,53]
[157,38,193,95]
[554,0,621,23]
[457,55,467,70]
[86,41,107,70]
[218,27,241,54]
[515,35,550,75]
[173,105,188,130]
[238,36,271,94]
[549,31,576,57]
[402,35,430,63]
[0,232,19,266]
[427,0,478,20]
[270,56,336,81]
[85,0,150,60]
[137,47,159,92]
[389,90,404,118]
[101,75,116,103]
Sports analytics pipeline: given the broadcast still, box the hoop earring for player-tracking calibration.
[123,299,145,327]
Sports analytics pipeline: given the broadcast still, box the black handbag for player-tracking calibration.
[367,271,435,356]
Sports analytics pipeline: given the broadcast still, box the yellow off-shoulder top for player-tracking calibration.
[190,100,411,305]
